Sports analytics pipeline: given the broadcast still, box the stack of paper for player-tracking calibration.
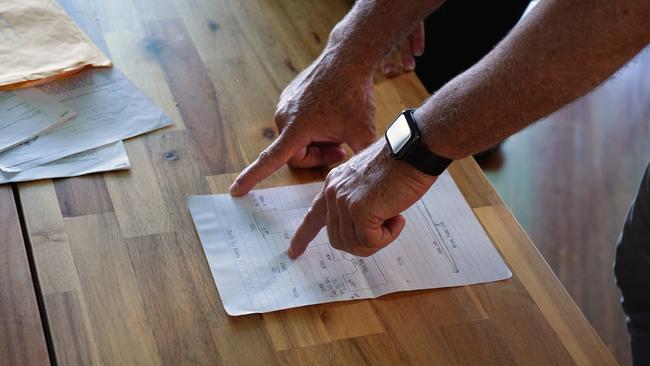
[0,68,173,184]
[0,0,173,184]
[0,141,129,184]
[0,89,75,152]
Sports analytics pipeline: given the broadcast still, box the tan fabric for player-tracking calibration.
[0,0,111,89]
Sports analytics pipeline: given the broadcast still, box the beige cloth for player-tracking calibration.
[0,0,111,90]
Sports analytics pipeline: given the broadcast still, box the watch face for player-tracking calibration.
[386,114,412,155]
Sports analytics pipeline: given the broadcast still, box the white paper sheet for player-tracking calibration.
[188,172,512,316]
[0,141,129,184]
[0,68,172,172]
[0,88,74,152]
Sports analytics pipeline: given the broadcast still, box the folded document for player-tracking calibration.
[0,69,172,172]
[188,172,512,315]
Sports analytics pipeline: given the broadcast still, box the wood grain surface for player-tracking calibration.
[0,185,49,366]
[14,0,617,364]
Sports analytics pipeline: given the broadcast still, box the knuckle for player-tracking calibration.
[325,168,344,186]
[348,200,364,215]
[257,148,275,165]
[335,194,349,207]
[274,107,287,123]
[325,185,337,200]
[326,166,341,179]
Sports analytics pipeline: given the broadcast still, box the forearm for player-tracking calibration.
[324,0,444,75]
[416,0,650,159]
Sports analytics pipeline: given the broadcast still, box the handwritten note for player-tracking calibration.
[188,172,511,315]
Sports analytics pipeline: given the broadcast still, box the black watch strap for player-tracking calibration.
[385,109,453,176]
[405,142,452,176]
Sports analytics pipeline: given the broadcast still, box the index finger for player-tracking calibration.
[230,132,304,196]
[288,190,327,258]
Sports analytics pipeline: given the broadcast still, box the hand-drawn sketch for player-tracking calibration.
[253,207,389,298]
[415,201,460,273]
[188,172,512,315]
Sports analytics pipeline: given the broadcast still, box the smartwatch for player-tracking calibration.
[384,109,452,176]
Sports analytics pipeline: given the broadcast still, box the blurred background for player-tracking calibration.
[483,49,650,365]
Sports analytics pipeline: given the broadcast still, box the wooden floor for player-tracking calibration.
[484,46,650,366]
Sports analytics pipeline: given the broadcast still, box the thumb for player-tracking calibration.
[353,214,406,254]
[379,215,406,247]
[347,133,376,153]
[230,132,304,196]
[287,144,347,168]
[288,191,327,258]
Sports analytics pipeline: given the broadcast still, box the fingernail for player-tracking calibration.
[382,64,395,75]
[414,49,424,57]
[287,247,295,258]
[404,60,415,71]
[229,181,239,194]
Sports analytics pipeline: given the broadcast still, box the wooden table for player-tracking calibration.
[3,0,618,365]
[0,186,49,365]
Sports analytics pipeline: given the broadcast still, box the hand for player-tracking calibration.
[230,50,377,196]
[288,139,437,258]
[380,21,425,78]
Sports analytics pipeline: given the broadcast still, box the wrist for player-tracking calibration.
[313,45,373,87]
[384,109,453,176]
[413,107,462,160]
[325,22,380,76]
[378,139,438,187]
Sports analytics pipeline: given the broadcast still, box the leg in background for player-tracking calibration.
[415,0,530,162]
[415,0,530,93]
[615,162,650,366]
